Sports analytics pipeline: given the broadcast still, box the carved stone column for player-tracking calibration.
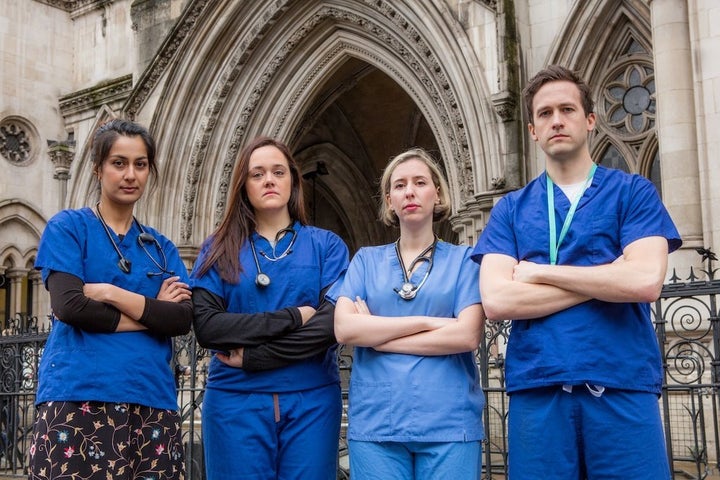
[492,0,523,190]
[649,0,702,255]
[5,268,28,319]
[48,138,76,209]
[28,270,48,329]
[450,197,496,247]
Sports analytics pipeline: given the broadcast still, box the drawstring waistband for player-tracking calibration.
[562,383,606,398]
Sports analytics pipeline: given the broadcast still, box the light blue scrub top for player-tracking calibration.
[191,222,349,393]
[329,241,485,443]
[34,207,191,410]
[472,166,682,394]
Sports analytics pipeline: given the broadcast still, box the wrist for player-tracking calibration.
[99,283,114,303]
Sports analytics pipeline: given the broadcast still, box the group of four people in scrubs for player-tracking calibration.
[30,63,679,480]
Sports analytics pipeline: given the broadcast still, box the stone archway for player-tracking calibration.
[122,0,501,254]
[0,200,45,324]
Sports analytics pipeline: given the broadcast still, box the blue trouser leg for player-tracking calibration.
[508,387,670,480]
[202,383,341,480]
[277,383,341,480]
[349,440,481,480]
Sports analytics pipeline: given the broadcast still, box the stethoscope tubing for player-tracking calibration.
[95,203,174,277]
[249,227,297,288]
[394,238,437,300]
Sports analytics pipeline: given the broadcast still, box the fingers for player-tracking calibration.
[298,305,317,324]
[354,296,370,315]
[157,277,191,302]
[215,349,244,368]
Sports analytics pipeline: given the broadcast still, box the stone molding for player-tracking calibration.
[58,74,133,120]
[124,0,213,120]
[37,0,108,14]
[147,2,477,243]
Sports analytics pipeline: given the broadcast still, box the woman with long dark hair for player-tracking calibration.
[191,136,349,479]
[30,119,192,479]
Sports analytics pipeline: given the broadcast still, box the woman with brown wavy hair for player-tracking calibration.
[191,136,349,480]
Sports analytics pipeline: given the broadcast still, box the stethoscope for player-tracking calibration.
[96,202,175,278]
[394,237,437,300]
[249,226,298,288]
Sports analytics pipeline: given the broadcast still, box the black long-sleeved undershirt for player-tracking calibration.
[191,287,302,350]
[191,287,337,371]
[242,299,337,371]
[47,271,192,336]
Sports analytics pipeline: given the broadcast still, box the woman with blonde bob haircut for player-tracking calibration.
[331,147,486,479]
[378,148,452,227]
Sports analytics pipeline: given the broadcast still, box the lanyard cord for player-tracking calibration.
[546,163,597,265]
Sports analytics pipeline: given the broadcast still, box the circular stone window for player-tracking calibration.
[0,116,38,166]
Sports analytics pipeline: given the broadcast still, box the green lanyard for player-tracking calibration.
[546,163,597,265]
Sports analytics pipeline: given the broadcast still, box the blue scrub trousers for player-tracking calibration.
[202,382,341,480]
[348,439,481,480]
[508,386,671,479]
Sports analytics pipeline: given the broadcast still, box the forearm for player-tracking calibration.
[242,301,337,371]
[480,253,588,321]
[374,304,484,355]
[138,298,193,336]
[482,279,588,321]
[526,262,663,303]
[116,314,147,332]
[514,236,670,304]
[334,297,450,347]
[192,288,301,350]
[374,330,475,355]
[48,272,120,333]
[86,283,146,321]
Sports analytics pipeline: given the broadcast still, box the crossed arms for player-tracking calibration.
[479,236,669,321]
[334,297,484,356]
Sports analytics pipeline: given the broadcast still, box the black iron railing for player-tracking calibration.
[1,251,719,479]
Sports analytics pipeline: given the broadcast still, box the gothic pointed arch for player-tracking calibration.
[127,0,500,248]
[0,200,44,322]
[0,199,44,241]
[294,142,380,252]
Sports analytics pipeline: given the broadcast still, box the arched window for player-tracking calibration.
[591,26,663,197]
[0,273,9,331]
[599,143,630,173]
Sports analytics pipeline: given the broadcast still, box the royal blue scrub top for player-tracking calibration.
[472,166,682,394]
[35,207,190,410]
[191,222,349,393]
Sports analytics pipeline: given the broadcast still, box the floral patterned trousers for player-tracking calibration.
[28,401,185,480]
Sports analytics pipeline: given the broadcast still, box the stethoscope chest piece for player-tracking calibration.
[96,202,173,277]
[393,238,437,301]
[249,227,297,289]
[255,272,271,288]
[398,282,417,300]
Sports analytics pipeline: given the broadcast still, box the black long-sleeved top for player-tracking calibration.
[48,271,192,336]
[191,287,337,371]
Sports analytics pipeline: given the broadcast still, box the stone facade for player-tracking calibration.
[1,0,718,325]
